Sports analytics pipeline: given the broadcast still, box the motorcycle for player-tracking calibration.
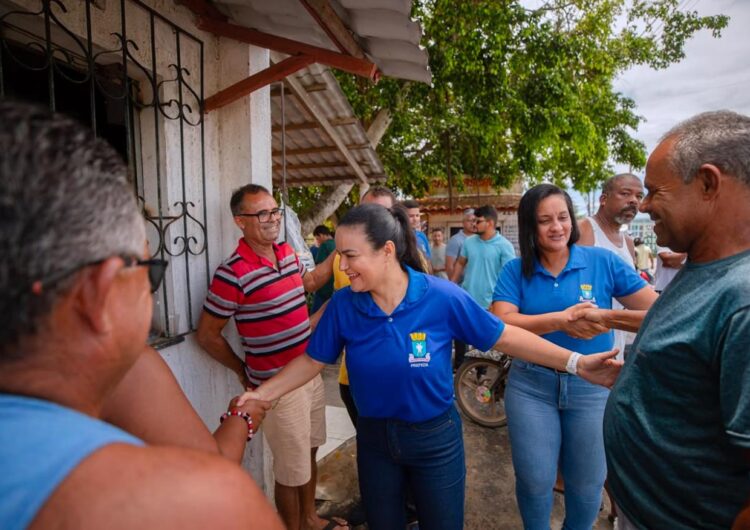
[454,348,512,428]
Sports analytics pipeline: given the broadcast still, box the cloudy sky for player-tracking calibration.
[613,0,750,168]
[571,0,750,211]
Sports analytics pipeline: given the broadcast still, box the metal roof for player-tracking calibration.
[212,0,431,84]
[271,59,386,188]
[417,194,523,214]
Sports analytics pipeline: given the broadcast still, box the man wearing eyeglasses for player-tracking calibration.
[197,184,344,530]
[0,102,283,529]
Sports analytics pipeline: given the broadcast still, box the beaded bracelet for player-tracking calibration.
[220,410,254,441]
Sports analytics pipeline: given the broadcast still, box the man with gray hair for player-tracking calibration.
[0,101,282,529]
[603,110,750,529]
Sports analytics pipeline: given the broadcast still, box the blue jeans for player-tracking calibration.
[356,405,465,530]
[505,359,609,530]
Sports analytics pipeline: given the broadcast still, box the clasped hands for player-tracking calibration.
[228,393,271,430]
[561,302,609,339]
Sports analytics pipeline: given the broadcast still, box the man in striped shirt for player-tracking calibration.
[197,184,344,530]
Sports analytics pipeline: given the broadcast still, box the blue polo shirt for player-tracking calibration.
[415,230,431,259]
[307,266,505,422]
[492,245,646,354]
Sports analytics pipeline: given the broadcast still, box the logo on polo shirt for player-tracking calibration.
[408,332,430,367]
[578,284,596,303]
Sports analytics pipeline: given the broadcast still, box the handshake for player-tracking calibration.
[561,302,611,340]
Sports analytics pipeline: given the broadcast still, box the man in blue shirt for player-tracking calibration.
[450,205,515,309]
[402,199,432,265]
[604,111,750,530]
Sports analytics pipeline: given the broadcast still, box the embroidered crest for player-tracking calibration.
[408,332,431,366]
[578,284,596,303]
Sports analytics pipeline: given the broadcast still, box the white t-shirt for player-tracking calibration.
[655,246,684,292]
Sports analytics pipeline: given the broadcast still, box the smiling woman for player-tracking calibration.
[237,202,629,530]
[490,184,657,530]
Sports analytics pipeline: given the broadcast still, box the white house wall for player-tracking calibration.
[9,0,273,493]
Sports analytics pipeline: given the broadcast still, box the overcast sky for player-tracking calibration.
[571,0,750,212]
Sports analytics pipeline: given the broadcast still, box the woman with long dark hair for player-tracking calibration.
[492,184,657,530]
[238,202,623,530]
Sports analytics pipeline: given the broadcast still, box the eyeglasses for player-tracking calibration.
[36,255,168,294]
[235,208,284,223]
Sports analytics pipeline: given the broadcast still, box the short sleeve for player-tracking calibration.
[460,238,471,259]
[609,252,647,298]
[719,307,750,448]
[447,286,505,351]
[203,264,243,319]
[445,236,461,258]
[306,293,347,364]
[492,259,523,306]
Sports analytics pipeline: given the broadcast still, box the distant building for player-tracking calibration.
[416,179,523,253]
[628,215,657,252]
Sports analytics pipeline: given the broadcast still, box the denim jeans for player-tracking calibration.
[356,405,465,530]
[505,359,609,530]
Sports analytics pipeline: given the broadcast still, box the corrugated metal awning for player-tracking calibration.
[272,59,386,188]
[212,0,431,84]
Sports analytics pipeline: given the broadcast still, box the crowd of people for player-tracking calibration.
[2,99,749,530]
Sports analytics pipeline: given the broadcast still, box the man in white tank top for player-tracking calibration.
[578,174,643,360]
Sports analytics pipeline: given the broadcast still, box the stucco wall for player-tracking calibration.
[7,0,273,493]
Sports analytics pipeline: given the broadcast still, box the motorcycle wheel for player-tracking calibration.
[454,357,509,428]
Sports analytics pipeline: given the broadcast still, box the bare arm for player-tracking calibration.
[445,255,457,279]
[577,218,595,246]
[566,285,657,333]
[491,300,609,339]
[302,250,335,293]
[101,346,270,463]
[196,310,248,388]
[495,324,621,388]
[450,256,467,283]
[238,353,325,404]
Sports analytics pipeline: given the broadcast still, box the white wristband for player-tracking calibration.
[566,352,582,375]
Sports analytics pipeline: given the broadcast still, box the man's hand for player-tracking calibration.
[576,350,623,388]
[229,395,272,429]
[561,302,610,339]
[235,390,263,408]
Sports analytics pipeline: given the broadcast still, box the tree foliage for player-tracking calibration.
[334,0,728,196]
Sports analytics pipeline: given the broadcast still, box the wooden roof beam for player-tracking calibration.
[271,116,358,132]
[283,75,369,184]
[298,0,368,60]
[197,17,379,81]
[204,54,314,113]
[272,143,370,156]
[273,161,371,171]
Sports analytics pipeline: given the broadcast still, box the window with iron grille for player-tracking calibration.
[1,0,209,347]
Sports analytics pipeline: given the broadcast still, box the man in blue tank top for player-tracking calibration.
[0,102,283,530]
[604,111,750,529]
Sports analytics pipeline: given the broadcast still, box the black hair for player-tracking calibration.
[474,205,498,224]
[230,184,270,215]
[339,203,426,273]
[313,225,332,237]
[518,184,579,278]
[400,199,420,209]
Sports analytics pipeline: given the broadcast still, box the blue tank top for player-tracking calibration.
[0,393,143,530]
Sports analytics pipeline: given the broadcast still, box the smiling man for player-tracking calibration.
[603,111,750,529]
[196,184,344,530]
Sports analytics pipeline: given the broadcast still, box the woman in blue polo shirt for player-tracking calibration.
[492,184,657,530]
[238,203,623,530]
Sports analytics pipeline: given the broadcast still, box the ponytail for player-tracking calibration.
[388,205,427,272]
[338,203,427,273]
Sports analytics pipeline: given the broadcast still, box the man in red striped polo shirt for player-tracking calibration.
[197,184,345,530]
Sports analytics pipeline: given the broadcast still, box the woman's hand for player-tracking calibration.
[229,394,272,429]
[576,350,623,388]
[561,302,610,339]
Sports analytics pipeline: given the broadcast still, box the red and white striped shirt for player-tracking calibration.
[204,238,310,386]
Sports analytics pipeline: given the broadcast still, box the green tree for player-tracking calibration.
[294,0,727,224]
